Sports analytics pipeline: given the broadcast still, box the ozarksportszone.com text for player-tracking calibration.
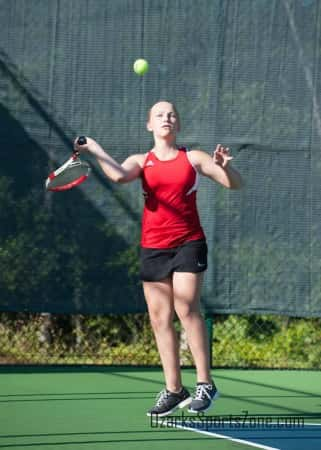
[150,411,305,430]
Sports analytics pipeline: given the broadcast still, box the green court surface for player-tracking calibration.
[1,366,321,450]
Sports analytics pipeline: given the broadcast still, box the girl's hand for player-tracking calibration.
[74,136,96,153]
[213,144,233,168]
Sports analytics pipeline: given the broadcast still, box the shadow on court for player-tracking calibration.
[1,366,320,449]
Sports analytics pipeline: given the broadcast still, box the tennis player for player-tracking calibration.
[74,101,243,416]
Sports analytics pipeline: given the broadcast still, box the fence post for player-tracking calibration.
[205,314,213,369]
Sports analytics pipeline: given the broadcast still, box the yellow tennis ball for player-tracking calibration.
[133,58,149,75]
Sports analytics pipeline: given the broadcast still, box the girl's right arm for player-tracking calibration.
[74,137,144,183]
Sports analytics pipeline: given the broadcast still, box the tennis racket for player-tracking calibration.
[45,136,90,191]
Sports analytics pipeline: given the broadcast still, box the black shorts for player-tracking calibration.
[140,239,208,282]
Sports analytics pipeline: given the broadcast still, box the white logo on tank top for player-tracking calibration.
[145,160,154,167]
[197,262,206,267]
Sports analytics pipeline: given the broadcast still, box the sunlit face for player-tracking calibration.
[147,101,180,137]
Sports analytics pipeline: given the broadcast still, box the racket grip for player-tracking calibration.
[77,136,87,145]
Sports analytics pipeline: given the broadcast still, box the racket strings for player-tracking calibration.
[46,160,90,190]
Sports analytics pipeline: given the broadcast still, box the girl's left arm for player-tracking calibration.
[189,145,243,189]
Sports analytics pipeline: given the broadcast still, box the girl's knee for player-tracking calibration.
[149,311,173,332]
[175,304,200,323]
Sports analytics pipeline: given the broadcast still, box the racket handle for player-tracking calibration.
[77,136,87,145]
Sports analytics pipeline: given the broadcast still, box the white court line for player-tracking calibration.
[161,419,280,450]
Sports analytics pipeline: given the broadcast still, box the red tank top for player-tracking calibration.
[141,147,205,248]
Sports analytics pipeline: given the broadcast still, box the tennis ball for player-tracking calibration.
[133,58,149,75]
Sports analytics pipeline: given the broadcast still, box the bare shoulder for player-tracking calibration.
[188,149,221,179]
[135,153,148,168]
[187,149,212,167]
[118,153,148,183]
[123,153,147,168]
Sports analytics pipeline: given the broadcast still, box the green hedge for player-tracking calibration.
[0,312,320,368]
[213,315,321,368]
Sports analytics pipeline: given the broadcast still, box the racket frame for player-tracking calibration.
[45,152,90,192]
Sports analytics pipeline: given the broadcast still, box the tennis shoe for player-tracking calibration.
[147,387,191,417]
[188,382,219,413]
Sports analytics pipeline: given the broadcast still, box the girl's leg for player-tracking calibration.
[143,277,182,392]
[172,272,211,383]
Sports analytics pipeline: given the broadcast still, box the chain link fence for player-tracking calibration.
[1,312,320,368]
